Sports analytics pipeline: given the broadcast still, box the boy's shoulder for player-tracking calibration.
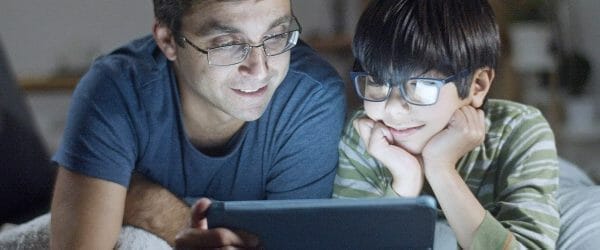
[485,99,544,122]
[484,99,552,142]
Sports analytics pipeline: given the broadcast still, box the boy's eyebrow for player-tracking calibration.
[194,15,294,37]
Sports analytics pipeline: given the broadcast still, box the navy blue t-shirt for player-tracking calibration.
[53,36,346,202]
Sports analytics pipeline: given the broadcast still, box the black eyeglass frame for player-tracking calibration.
[181,17,302,66]
[349,69,470,105]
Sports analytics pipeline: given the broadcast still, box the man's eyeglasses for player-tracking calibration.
[350,70,470,105]
[181,18,302,66]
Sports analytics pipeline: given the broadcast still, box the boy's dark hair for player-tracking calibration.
[353,0,500,98]
[153,0,196,46]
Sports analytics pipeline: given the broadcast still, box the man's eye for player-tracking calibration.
[214,42,238,48]
[266,32,288,41]
[211,37,243,48]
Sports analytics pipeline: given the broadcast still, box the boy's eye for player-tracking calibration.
[413,79,437,86]
[365,76,386,86]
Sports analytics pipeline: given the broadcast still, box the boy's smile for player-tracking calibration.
[365,76,471,154]
[387,124,425,140]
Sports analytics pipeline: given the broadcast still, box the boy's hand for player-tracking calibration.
[354,118,423,197]
[422,106,485,176]
[174,198,260,249]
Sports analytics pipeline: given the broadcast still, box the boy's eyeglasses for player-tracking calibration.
[181,17,301,66]
[350,70,469,106]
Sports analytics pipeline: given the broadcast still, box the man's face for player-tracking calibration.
[174,0,292,121]
[363,71,472,154]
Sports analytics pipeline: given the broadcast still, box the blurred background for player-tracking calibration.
[1,0,599,182]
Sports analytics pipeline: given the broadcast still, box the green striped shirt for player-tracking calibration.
[334,99,559,249]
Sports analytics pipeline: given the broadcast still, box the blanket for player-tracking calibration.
[0,213,170,250]
[1,158,598,249]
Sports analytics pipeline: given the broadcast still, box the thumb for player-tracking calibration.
[190,198,212,229]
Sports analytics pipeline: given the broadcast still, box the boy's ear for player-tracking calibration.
[153,21,178,61]
[469,67,495,108]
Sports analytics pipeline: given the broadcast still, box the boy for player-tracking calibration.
[333,0,559,249]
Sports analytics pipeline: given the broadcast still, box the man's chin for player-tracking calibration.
[235,107,268,121]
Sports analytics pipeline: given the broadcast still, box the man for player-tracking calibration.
[50,0,345,249]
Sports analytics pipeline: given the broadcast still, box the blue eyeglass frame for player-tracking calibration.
[349,69,470,105]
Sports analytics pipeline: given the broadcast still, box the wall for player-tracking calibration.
[558,0,600,104]
[0,0,153,77]
[0,0,360,79]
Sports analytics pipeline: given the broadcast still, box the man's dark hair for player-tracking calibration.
[153,0,196,46]
[352,0,500,98]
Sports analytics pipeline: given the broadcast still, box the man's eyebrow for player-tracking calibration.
[267,15,294,30]
[194,15,295,37]
[195,20,240,37]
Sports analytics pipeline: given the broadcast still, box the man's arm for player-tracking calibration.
[123,174,190,246]
[50,167,126,250]
[124,178,260,248]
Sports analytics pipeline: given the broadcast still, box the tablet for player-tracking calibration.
[207,195,438,249]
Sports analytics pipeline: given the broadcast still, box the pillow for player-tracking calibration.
[557,186,600,249]
[557,157,600,249]
[559,157,595,188]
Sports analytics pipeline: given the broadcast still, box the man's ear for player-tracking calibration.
[469,67,494,108]
[153,21,178,61]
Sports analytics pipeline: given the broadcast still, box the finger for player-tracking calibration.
[233,229,260,248]
[175,227,259,249]
[190,198,212,229]
[449,107,469,129]
[459,106,485,144]
[460,106,477,129]
[354,118,374,146]
[371,122,393,146]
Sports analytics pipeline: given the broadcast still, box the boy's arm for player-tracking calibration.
[479,109,559,249]
[421,106,487,248]
[334,113,407,198]
[424,105,559,249]
[51,167,126,250]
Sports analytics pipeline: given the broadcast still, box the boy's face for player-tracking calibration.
[363,71,472,154]
[173,0,293,121]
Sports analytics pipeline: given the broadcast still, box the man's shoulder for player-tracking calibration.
[88,35,166,87]
[287,40,344,90]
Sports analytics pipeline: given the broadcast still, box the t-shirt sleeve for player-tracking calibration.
[52,64,139,187]
[265,77,346,199]
[473,107,559,249]
[333,111,399,199]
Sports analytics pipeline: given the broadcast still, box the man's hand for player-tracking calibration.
[421,106,485,176]
[123,173,190,246]
[174,198,260,249]
[354,118,423,197]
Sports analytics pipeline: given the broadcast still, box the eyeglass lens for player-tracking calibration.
[208,30,299,66]
[354,75,440,105]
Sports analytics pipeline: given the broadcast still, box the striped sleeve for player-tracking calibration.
[473,104,559,249]
[333,111,399,198]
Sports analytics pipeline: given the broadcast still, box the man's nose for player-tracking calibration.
[239,45,268,79]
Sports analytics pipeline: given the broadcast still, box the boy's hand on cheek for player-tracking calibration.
[422,106,485,176]
[354,118,423,197]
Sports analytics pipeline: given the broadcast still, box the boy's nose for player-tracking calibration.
[385,89,410,116]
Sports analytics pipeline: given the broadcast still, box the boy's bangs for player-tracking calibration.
[353,0,456,85]
[355,36,446,86]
